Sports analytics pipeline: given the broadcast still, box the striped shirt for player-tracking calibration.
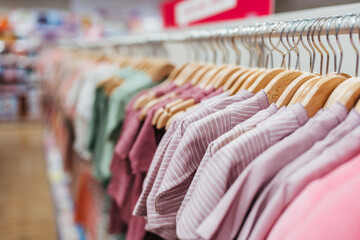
[154,91,270,219]
[244,109,360,240]
[133,91,254,239]
[243,109,360,238]
[200,103,347,240]
[177,103,308,240]
[132,90,231,216]
[176,104,278,224]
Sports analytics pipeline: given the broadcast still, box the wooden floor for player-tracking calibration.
[0,122,57,240]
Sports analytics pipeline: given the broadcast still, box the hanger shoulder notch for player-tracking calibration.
[325,77,360,110]
[264,70,303,104]
[248,68,287,93]
[302,75,347,117]
[276,73,317,108]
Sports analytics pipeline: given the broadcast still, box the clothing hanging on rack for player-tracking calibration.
[39,12,360,240]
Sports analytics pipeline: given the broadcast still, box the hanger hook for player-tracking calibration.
[326,16,341,73]
[253,24,263,68]
[279,21,290,68]
[317,17,331,74]
[289,19,302,70]
[299,19,313,71]
[217,29,229,64]
[350,14,359,77]
[336,15,347,75]
[343,13,359,76]
[242,26,253,67]
[285,20,299,69]
[306,18,318,73]
[269,22,284,68]
[261,23,274,68]
[311,17,325,75]
[228,26,242,65]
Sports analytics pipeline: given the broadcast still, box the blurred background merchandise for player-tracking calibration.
[1,1,360,240]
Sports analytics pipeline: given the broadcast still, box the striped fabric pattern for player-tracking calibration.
[155,91,270,219]
[132,90,231,217]
[177,103,308,240]
[200,104,348,240]
[134,91,255,239]
[176,103,278,224]
[247,124,360,240]
[133,90,253,217]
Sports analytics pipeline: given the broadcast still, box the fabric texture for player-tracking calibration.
[154,91,271,225]
[235,103,347,240]
[246,123,360,240]
[268,153,360,240]
[178,104,308,240]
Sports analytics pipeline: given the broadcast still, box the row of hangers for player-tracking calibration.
[62,42,174,96]
[128,13,360,129]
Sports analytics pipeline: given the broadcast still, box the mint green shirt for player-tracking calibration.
[90,68,158,181]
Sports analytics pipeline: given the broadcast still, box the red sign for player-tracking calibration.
[161,0,273,28]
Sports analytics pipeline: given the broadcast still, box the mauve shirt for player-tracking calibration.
[178,104,308,240]
[153,91,270,230]
[133,90,253,216]
[247,119,360,240]
[155,91,269,213]
[228,104,347,240]
[268,153,360,240]
[243,108,360,234]
[135,91,255,239]
[242,108,360,240]
[177,104,278,224]
[128,86,212,174]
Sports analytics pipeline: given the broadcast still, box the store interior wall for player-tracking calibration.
[275,0,358,13]
[0,0,70,9]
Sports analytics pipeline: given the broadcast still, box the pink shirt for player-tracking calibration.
[282,173,360,240]
[178,104,308,240]
[243,108,360,240]
[206,103,346,240]
[128,86,206,174]
[268,153,360,240]
[177,104,278,225]
[134,91,254,239]
[155,90,270,214]
[246,120,360,240]
[133,90,253,216]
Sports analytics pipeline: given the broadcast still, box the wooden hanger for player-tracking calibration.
[263,70,303,104]
[190,64,216,85]
[301,74,347,117]
[149,61,175,82]
[165,103,200,130]
[153,64,229,128]
[149,64,209,125]
[155,64,239,129]
[222,68,252,91]
[355,99,360,113]
[197,65,229,89]
[229,68,259,95]
[288,75,323,105]
[211,66,242,89]
[324,77,360,110]
[176,62,207,86]
[165,111,185,130]
[276,73,317,108]
[247,68,287,93]
[235,69,265,93]
[139,63,205,120]
[133,63,189,110]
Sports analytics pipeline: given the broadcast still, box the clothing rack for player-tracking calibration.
[62,13,360,49]
[59,13,360,77]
